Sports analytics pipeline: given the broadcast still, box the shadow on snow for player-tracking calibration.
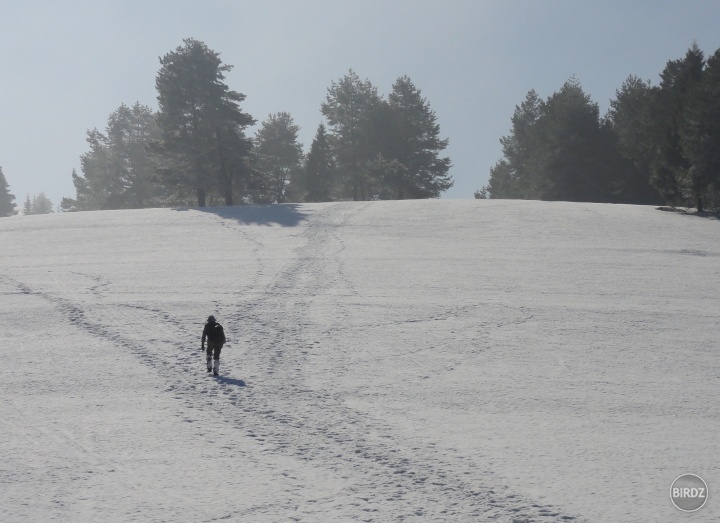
[175,203,308,227]
[214,376,246,387]
[656,206,720,221]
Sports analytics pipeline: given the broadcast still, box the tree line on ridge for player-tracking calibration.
[478,44,720,212]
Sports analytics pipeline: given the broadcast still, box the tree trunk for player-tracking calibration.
[197,186,206,207]
[224,183,233,206]
[697,194,704,213]
[215,128,233,206]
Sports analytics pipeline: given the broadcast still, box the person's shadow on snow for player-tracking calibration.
[214,376,246,387]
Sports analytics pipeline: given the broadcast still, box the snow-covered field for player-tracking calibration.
[1,199,718,522]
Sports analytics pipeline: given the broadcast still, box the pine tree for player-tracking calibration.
[60,195,78,212]
[487,90,544,199]
[231,134,270,205]
[107,103,164,208]
[488,81,615,202]
[254,112,303,204]
[651,44,705,205]
[73,104,164,210]
[69,167,94,210]
[305,124,334,202]
[681,47,720,211]
[0,167,17,217]
[607,76,663,204]
[385,76,452,199]
[321,70,381,201]
[536,78,615,202]
[485,159,520,199]
[155,38,255,207]
[23,195,33,215]
[32,193,53,214]
[366,153,407,200]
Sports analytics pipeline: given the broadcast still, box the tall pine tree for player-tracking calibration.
[0,167,17,217]
[536,78,614,202]
[321,70,381,201]
[607,76,663,204]
[254,112,303,204]
[486,90,544,199]
[385,76,452,199]
[651,44,705,205]
[155,38,255,207]
[305,124,334,202]
[681,47,720,211]
[23,195,33,215]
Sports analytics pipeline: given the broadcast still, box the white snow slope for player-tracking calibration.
[1,200,718,523]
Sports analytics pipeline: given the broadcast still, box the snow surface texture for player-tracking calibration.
[1,200,718,522]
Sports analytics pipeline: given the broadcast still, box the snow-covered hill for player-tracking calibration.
[1,200,718,522]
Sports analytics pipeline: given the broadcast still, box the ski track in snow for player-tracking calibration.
[2,200,719,522]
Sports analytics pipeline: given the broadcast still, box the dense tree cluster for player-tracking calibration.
[65,39,452,211]
[322,71,452,201]
[63,103,164,211]
[24,193,53,215]
[479,44,720,211]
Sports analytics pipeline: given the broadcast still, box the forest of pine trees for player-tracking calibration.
[4,40,719,216]
[60,39,452,212]
[478,44,720,211]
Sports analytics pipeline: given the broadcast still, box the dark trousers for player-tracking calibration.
[206,341,223,360]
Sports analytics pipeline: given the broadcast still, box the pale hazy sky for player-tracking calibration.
[2,0,720,208]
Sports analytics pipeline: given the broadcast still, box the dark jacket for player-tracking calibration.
[202,321,224,344]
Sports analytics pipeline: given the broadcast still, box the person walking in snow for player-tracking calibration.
[201,315,226,376]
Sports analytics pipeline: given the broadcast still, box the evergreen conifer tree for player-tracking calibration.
[0,167,17,217]
[155,38,255,207]
[607,76,663,204]
[385,76,452,199]
[305,124,334,202]
[651,44,705,205]
[487,80,615,202]
[681,47,720,211]
[254,112,303,204]
[32,193,53,214]
[321,70,381,201]
[486,90,544,199]
[23,195,33,215]
[73,104,164,210]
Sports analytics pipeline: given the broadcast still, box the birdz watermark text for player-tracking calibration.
[670,474,708,512]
